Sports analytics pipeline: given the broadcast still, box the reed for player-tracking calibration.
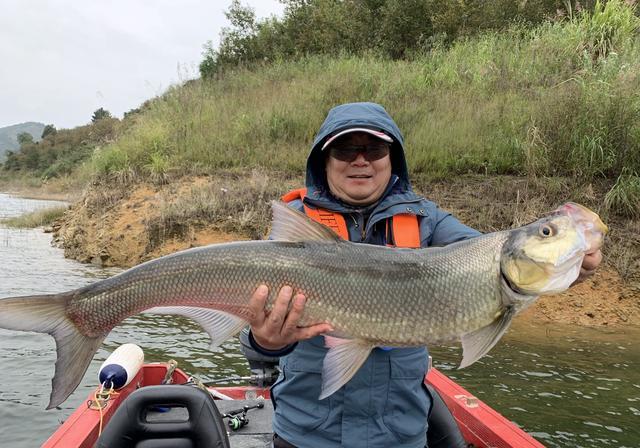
[2,206,68,228]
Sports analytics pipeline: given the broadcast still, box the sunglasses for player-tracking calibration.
[327,143,391,162]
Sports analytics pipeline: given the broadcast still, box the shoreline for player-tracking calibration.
[0,189,76,202]
[0,175,83,203]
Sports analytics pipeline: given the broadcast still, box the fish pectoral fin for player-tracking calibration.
[270,201,342,242]
[320,339,374,400]
[144,307,248,349]
[459,306,516,369]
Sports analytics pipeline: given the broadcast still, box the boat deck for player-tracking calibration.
[216,399,274,448]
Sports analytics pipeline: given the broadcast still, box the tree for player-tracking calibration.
[200,0,260,77]
[3,151,18,171]
[92,107,113,123]
[41,124,57,139]
[199,41,218,78]
[379,0,433,58]
[124,107,141,119]
[17,132,34,147]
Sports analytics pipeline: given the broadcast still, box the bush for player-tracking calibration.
[3,118,123,179]
[92,147,132,179]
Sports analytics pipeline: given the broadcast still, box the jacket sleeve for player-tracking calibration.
[421,206,481,247]
[248,329,298,357]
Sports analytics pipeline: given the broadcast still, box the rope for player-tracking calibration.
[88,382,118,437]
[95,385,105,436]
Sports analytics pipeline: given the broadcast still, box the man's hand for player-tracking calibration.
[248,284,334,351]
[573,249,603,285]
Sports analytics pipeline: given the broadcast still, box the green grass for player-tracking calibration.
[2,205,68,228]
[605,169,640,218]
[78,1,640,217]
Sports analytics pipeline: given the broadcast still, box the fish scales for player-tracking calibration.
[66,233,508,347]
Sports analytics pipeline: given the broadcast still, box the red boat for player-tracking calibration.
[43,362,544,448]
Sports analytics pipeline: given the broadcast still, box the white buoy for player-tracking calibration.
[98,344,144,390]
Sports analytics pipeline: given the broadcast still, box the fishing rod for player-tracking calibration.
[222,402,265,430]
[204,369,280,388]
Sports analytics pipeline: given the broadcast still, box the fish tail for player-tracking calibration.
[0,293,105,409]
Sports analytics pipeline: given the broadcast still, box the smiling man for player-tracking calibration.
[245,102,481,448]
[246,102,600,447]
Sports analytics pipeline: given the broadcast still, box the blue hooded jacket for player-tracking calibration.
[270,102,479,447]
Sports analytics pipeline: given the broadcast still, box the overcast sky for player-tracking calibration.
[0,0,284,129]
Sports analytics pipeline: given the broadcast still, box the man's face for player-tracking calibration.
[325,132,392,206]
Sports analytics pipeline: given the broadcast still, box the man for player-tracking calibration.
[247,102,602,447]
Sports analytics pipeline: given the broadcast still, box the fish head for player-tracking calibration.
[500,202,608,296]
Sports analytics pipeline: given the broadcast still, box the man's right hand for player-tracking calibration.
[248,284,334,351]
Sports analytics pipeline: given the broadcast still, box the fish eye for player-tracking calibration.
[539,224,554,238]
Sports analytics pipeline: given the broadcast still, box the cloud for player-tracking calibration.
[0,0,283,129]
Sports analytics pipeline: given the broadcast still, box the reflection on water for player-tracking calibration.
[430,322,640,447]
[0,194,638,447]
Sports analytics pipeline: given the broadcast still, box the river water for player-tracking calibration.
[0,194,638,447]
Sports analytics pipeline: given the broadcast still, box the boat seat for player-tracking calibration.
[426,384,467,448]
[95,385,230,448]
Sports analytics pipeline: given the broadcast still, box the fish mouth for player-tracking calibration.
[501,254,583,296]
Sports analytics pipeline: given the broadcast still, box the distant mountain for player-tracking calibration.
[0,122,45,160]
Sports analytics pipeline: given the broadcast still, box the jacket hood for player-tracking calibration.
[305,102,412,194]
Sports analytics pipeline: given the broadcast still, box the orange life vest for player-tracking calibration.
[280,188,420,248]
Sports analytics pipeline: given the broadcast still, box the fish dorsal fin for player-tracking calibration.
[143,307,248,349]
[459,306,516,369]
[320,337,374,400]
[271,201,342,243]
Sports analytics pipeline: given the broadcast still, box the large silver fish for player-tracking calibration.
[0,202,607,409]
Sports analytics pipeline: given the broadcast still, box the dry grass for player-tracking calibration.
[0,173,83,202]
[2,205,68,228]
[603,219,640,283]
[145,170,302,250]
[411,175,638,285]
[82,182,130,216]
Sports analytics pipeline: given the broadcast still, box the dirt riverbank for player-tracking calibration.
[49,174,639,328]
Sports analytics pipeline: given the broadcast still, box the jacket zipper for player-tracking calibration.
[348,214,366,241]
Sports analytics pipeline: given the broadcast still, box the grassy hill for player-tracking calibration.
[89,5,639,218]
[0,122,44,160]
